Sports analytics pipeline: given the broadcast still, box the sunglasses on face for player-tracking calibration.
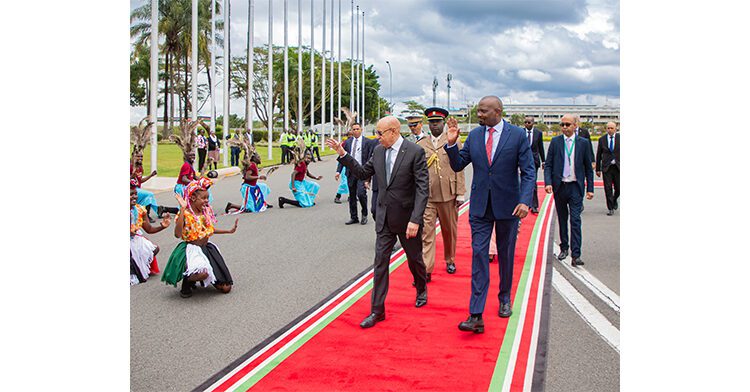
[408,123,419,127]
[560,122,573,127]
[524,121,533,123]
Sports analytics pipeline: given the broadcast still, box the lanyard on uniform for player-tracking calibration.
[564,136,575,166]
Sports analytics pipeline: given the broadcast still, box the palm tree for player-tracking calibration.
[130,0,222,139]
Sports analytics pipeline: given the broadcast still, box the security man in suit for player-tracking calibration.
[596,122,620,215]
[523,116,546,214]
[545,113,595,267]
[405,114,426,143]
[417,107,466,282]
[335,123,375,225]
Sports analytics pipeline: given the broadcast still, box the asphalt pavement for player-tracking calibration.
[131,142,620,391]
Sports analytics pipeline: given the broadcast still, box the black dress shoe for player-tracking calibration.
[426,273,432,283]
[458,315,484,334]
[334,198,342,204]
[498,302,512,318]
[345,218,359,225]
[447,263,456,274]
[360,216,368,225]
[531,207,539,214]
[557,249,569,260]
[572,258,585,266]
[360,312,385,328]
[607,209,614,216]
[278,197,284,209]
[415,289,427,307]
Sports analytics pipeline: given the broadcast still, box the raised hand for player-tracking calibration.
[174,193,188,209]
[325,138,346,156]
[446,117,460,145]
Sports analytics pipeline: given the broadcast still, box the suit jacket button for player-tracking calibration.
[489,171,492,175]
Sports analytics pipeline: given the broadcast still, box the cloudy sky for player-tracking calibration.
[130,0,619,123]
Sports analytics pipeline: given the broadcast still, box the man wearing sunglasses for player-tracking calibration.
[327,116,430,329]
[544,114,595,267]
[444,95,536,333]
[524,116,545,214]
[405,114,426,143]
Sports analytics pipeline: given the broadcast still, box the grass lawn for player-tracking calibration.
[140,143,338,177]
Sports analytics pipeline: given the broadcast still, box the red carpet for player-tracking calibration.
[205,188,555,392]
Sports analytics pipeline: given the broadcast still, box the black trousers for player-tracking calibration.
[603,165,620,210]
[554,182,584,258]
[531,165,540,209]
[280,146,289,164]
[312,146,321,161]
[197,148,207,172]
[371,190,378,220]
[371,222,427,314]
[348,178,368,220]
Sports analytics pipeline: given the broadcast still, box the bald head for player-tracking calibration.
[477,96,504,127]
[606,122,617,135]
[560,113,577,137]
[376,116,403,148]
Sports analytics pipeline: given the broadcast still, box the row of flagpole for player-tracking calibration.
[147,0,369,172]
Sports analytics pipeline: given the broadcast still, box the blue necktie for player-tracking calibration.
[608,136,614,152]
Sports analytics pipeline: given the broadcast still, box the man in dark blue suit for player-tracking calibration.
[335,123,375,225]
[544,114,595,266]
[444,96,536,333]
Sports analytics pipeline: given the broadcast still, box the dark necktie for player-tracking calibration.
[609,136,614,152]
[527,130,532,146]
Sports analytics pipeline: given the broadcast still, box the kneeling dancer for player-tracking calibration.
[162,178,239,298]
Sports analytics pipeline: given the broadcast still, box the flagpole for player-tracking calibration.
[246,0,255,144]
[337,0,342,142]
[321,0,326,143]
[223,0,230,166]
[284,0,289,137]
[297,0,302,137]
[355,5,359,122]
[210,0,216,139]
[192,0,199,170]
[310,0,315,149]
[329,0,334,145]
[361,10,365,127]
[350,0,353,126]
[149,0,158,173]
[267,0,273,161]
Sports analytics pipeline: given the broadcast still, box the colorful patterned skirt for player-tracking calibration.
[337,167,349,195]
[161,242,233,288]
[130,232,156,285]
[291,179,320,208]
[240,183,271,212]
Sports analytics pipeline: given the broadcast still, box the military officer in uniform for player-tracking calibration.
[405,114,426,143]
[416,107,466,281]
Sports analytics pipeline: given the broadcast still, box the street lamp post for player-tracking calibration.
[385,60,392,112]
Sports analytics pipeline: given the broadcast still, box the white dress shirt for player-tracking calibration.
[351,135,364,164]
[484,119,504,161]
[562,135,577,182]
[386,136,404,180]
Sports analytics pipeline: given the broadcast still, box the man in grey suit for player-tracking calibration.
[327,116,430,329]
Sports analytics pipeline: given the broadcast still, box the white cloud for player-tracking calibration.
[518,69,552,82]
